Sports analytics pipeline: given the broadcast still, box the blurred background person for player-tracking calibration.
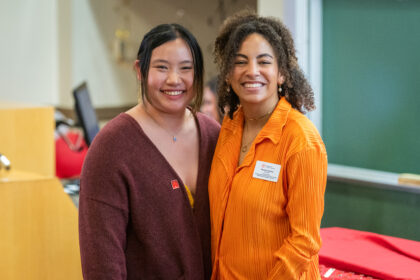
[201,76,223,123]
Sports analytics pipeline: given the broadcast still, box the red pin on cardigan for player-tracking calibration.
[171,179,180,190]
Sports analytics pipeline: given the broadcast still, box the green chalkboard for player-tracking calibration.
[322,181,420,241]
[322,0,420,174]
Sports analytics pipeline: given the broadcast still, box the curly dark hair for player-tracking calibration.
[214,10,315,118]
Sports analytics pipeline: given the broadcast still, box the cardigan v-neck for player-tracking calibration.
[79,112,220,280]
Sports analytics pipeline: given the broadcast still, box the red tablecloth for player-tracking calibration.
[320,227,420,280]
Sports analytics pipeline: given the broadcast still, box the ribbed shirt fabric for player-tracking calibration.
[209,97,327,280]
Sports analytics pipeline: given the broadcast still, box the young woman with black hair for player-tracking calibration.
[79,23,220,280]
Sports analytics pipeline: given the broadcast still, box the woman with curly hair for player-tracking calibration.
[208,11,327,279]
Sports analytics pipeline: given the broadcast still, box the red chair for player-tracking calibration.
[55,130,88,179]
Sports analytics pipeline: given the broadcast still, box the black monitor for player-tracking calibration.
[73,82,100,146]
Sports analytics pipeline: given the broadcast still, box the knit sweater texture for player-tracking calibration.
[79,112,220,280]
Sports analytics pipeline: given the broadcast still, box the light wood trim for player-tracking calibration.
[0,104,55,177]
[398,173,420,187]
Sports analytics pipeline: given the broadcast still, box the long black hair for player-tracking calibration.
[137,23,204,111]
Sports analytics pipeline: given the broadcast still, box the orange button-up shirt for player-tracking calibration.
[209,98,327,279]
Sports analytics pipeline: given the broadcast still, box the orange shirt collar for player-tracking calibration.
[222,97,292,145]
[258,97,291,145]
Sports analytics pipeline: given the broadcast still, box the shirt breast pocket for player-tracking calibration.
[250,161,287,210]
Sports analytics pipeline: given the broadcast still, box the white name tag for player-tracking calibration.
[252,160,281,182]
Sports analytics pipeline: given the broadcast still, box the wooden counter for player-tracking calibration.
[0,170,82,280]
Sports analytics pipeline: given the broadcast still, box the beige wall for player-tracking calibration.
[73,0,257,108]
[0,0,60,105]
[1,0,262,108]
[257,0,283,18]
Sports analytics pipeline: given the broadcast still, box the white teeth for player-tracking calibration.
[164,90,183,96]
[244,83,263,88]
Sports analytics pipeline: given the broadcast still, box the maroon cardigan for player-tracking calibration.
[79,113,220,280]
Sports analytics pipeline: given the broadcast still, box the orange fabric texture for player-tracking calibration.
[209,97,328,280]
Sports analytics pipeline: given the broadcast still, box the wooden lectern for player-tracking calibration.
[0,103,82,279]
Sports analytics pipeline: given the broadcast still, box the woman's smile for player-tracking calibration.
[161,89,185,96]
[229,33,282,110]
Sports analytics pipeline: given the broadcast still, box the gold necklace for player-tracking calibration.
[241,138,254,153]
[240,123,257,153]
[244,106,276,121]
[241,105,276,152]
[143,106,189,143]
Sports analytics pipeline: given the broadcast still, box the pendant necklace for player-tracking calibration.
[241,106,276,152]
[241,138,254,153]
[241,123,257,153]
[144,107,188,143]
[246,110,273,121]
